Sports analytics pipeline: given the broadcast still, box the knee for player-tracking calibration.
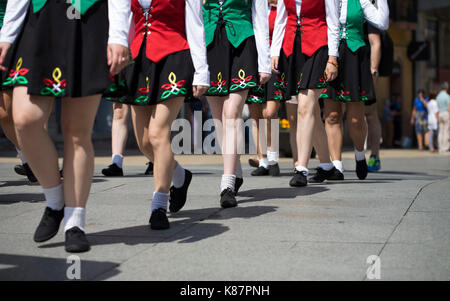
[148,127,168,149]
[348,115,364,130]
[297,103,313,119]
[14,111,41,134]
[223,110,240,121]
[264,109,278,121]
[61,122,92,144]
[326,112,341,126]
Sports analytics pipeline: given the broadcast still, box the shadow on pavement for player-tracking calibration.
[0,253,120,281]
[0,193,44,205]
[38,205,277,248]
[238,186,328,204]
[0,180,32,188]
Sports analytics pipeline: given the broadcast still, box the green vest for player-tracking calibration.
[341,0,366,52]
[32,0,101,15]
[0,0,7,27]
[203,0,255,48]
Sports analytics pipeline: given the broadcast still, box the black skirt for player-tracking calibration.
[2,1,113,98]
[205,19,259,97]
[329,41,375,104]
[247,74,283,104]
[108,40,195,106]
[278,31,329,98]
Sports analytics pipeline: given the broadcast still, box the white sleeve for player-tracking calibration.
[0,0,31,44]
[360,0,389,31]
[325,0,340,57]
[108,0,131,47]
[186,0,210,87]
[252,0,271,74]
[270,0,287,58]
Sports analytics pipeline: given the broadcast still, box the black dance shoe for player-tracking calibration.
[289,170,308,187]
[327,168,344,181]
[144,162,154,176]
[248,158,259,168]
[356,159,368,180]
[169,169,192,213]
[251,166,269,176]
[149,208,170,230]
[65,227,91,253]
[101,163,123,177]
[33,207,64,242]
[268,163,280,176]
[220,188,237,208]
[234,177,244,196]
[23,163,37,183]
[14,164,26,176]
[309,167,339,183]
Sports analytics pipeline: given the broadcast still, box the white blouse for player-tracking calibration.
[271,0,340,58]
[252,0,271,74]
[0,0,130,47]
[339,0,389,31]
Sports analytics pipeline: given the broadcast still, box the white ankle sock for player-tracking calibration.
[64,207,86,232]
[295,165,309,175]
[319,162,334,171]
[259,157,269,169]
[151,192,169,211]
[354,149,366,161]
[172,162,185,188]
[43,184,64,211]
[220,174,236,192]
[332,160,344,173]
[112,154,124,168]
[267,151,279,165]
[16,149,26,164]
[235,161,243,178]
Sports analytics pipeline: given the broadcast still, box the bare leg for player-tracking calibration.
[12,87,59,188]
[147,98,184,194]
[111,103,130,158]
[61,95,101,208]
[324,99,343,161]
[416,133,423,151]
[285,101,298,166]
[130,106,154,161]
[365,104,382,157]
[249,103,264,160]
[296,89,322,168]
[263,100,280,152]
[0,90,20,148]
[346,102,367,152]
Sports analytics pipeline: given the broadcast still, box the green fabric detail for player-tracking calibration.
[32,0,100,15]
[203,0,254,48]
[0,0,7,27]
[342,0,366,52]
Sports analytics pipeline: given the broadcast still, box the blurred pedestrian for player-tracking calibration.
[427,92,439,153]
[410,89,429,150]
[383,98,393,148]
[436,82,450,153]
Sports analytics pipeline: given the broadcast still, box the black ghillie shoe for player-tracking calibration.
[101,163,123,177]
[289,170,308,187]
[220,188,237,208]
[169,169,192,213]
[149,208,170,230]
[33,207,64,243]
[65,227,90,253]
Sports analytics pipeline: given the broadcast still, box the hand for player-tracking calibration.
[325,56,338,82]
[0,42,12,71]
[107,44,130,75]
[192,85,208,98]
[259,72,271,85]
[271,56,280,74]
[410,118,415,126]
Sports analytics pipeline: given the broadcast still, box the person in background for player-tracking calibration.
[436,82,450,153]
[391,95,402,147]
[410,89,429,151]
[383,98,393,148]
[101,102,154,177]
[427,92,439,153]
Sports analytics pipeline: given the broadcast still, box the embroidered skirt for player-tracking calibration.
[2,0,113,98]
[205,19,259,97]
[108,40,195,106]
[278,31,329,98]
[328,41,375,104]
[247,74,283,104]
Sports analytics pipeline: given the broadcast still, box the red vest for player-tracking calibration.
[269,6,277,46]
[130,0,190,63]
[282,0,328,58]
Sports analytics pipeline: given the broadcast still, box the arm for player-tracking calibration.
[360,0,389,31]
[107,0,131,75]
[270,0,287,73]
[252,0,271,76]
[186,0,210,97]
[368,29,381,86]
[410,106,416,125]
[325,0,340,81]
[0,0,30,44]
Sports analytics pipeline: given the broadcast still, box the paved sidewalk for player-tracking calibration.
[0,151,449,280]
